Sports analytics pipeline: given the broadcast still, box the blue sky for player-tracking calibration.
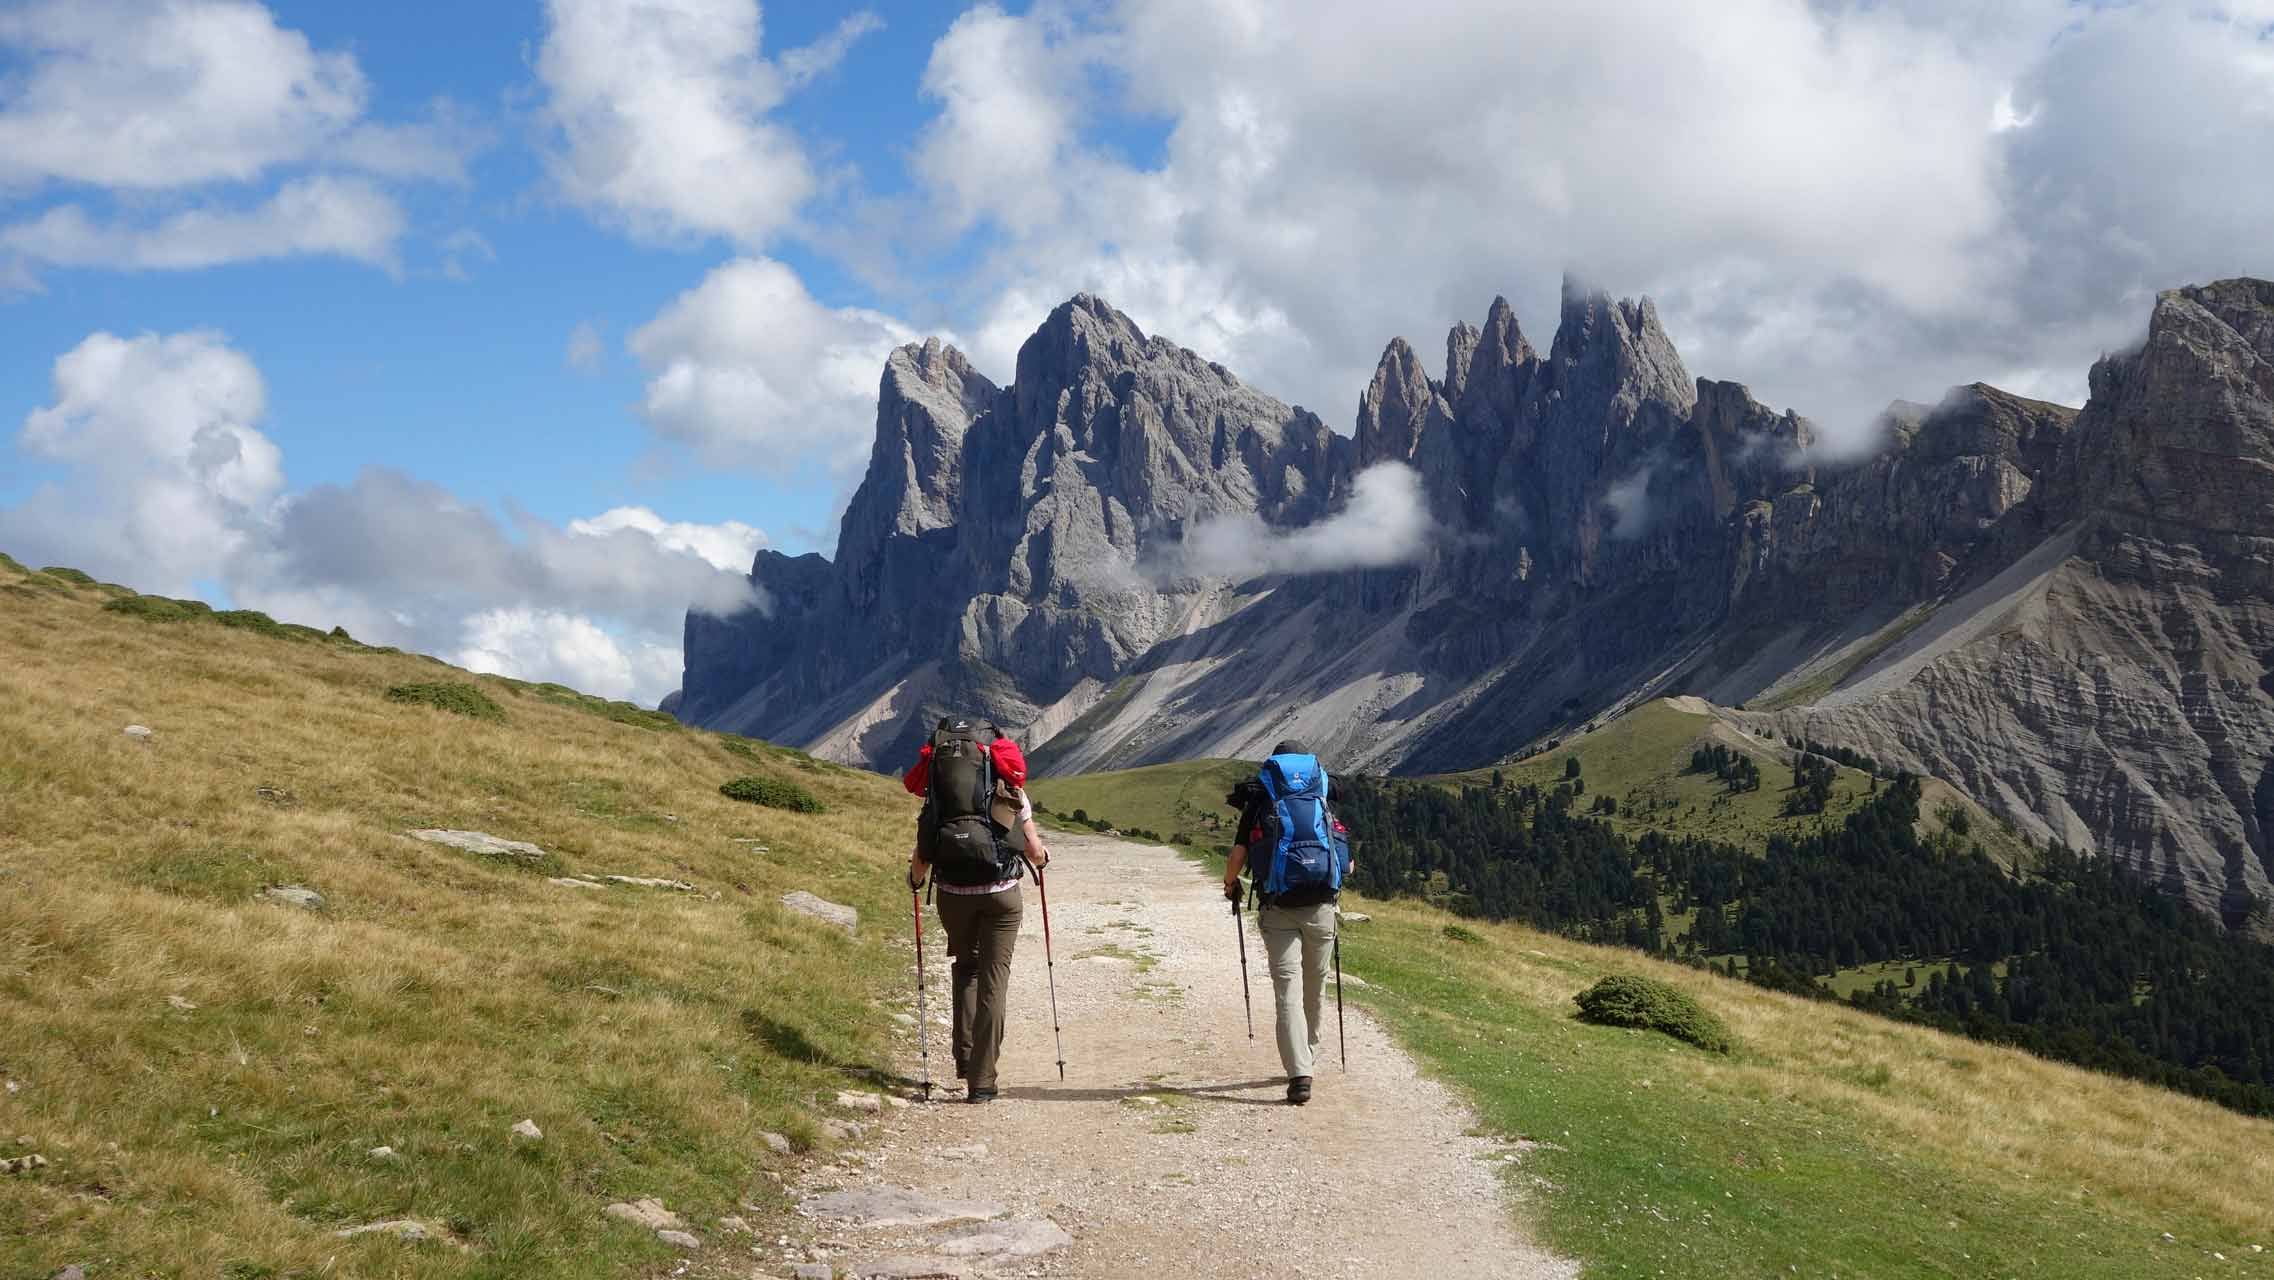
[2,0,2268,703]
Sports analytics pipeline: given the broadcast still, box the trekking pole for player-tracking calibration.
[1234,897,1254,1040]
[1334,919,1347,1072]
[1029,860,1067,1080]
[913,886,932,1098]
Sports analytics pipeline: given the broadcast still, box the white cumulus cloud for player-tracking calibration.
[2,329,281,592]
[1,327,761,708]
[454,608,686,705]
[568,506,766,573]
[628,256,924,473]
[536,0,882,248]
[884,0,2274,445]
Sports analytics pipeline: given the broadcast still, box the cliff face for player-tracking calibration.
[682,277,2274,926]
[1766,281,2274,924]
[677,295,1347,769]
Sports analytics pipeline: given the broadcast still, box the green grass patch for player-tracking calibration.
[1028,757,1254,847]
[1348,911,2268,1278]
[37,565,95,585]
[384,681,506,721]
[720,775,824,814]
[1574,974,1734,1053]
[0,550,24,575]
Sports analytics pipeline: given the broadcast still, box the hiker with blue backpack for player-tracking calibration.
[1223,740,1354,1106]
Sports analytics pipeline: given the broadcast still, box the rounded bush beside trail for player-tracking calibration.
[1573,974,1733,1053]
[384,681,506,722]
[720,775,824,814]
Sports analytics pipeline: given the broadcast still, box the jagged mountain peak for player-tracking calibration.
[2074,274,2274,537]
[1356,335,1439,465]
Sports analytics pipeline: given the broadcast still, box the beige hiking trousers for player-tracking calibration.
[1259,900,1337,1080]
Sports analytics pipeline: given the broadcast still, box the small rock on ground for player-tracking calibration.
[836,1090,883,1113]
[123,724,153,740]
[406,829,548,863]
[603,1198,684,1231]
[368,1145,396,1160]
[655,1228,701,1251]
[334,1219,429,1242]
[1,1154,47,1175]
[50,1267,86,1280]
[259,885,324,910]
[791,1265,833,1280]
[800,1187,1005,1229]
[510,1119,542,1141]
[782,890,859,934]
[760,1130,794,1154]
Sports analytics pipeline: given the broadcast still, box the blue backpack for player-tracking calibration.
[1258,752,1346,898]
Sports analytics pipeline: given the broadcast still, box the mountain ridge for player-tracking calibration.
[681,275,2274,926]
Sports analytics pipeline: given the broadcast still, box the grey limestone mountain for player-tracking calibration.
[680,277,2274,927]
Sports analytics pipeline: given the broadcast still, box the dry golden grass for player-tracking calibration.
[0,568,921,1277]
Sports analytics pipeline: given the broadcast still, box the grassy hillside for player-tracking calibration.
[0,562,920,1276]
[1453,697,2029,869]
[1344,900,2274,1277]
[1028,757,1253,848]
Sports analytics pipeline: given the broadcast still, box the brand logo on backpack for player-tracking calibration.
[1257,752,1345,900]
[923,717,1018,886]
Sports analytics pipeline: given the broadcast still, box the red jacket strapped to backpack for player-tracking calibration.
[903,736,1028,797]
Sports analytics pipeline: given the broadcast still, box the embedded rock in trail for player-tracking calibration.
[934,1217,1073,1259]
[800,1187,1006,1229]
[258,885,324,910]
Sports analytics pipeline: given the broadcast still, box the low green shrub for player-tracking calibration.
[215,609,300,640]
[38,566,95,585]
[384,681,506,722]
[1443,923,1484,945]
[0,551,24,574]
[720,775,824,814]
[720,736,762,761]
[1573,974,1734,1053]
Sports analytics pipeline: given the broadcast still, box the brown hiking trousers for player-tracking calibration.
[936,884,1023,1091]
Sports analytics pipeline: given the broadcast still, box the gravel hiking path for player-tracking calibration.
[787,830,1578,1280]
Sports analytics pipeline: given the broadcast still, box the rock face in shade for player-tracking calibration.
[680,278,2274,928]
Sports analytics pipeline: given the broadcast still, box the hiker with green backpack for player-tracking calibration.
[1223,740,1354,1106]
[903,717,1051,1103]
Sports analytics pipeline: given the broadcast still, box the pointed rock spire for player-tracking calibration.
[1443,321,1481,403]
[1356,336,1437,465]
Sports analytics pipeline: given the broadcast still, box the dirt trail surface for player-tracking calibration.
[785,831,1577,1280]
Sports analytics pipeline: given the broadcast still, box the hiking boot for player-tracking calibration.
[967,1085,998,1104]
[1286,1076,1312,1106]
